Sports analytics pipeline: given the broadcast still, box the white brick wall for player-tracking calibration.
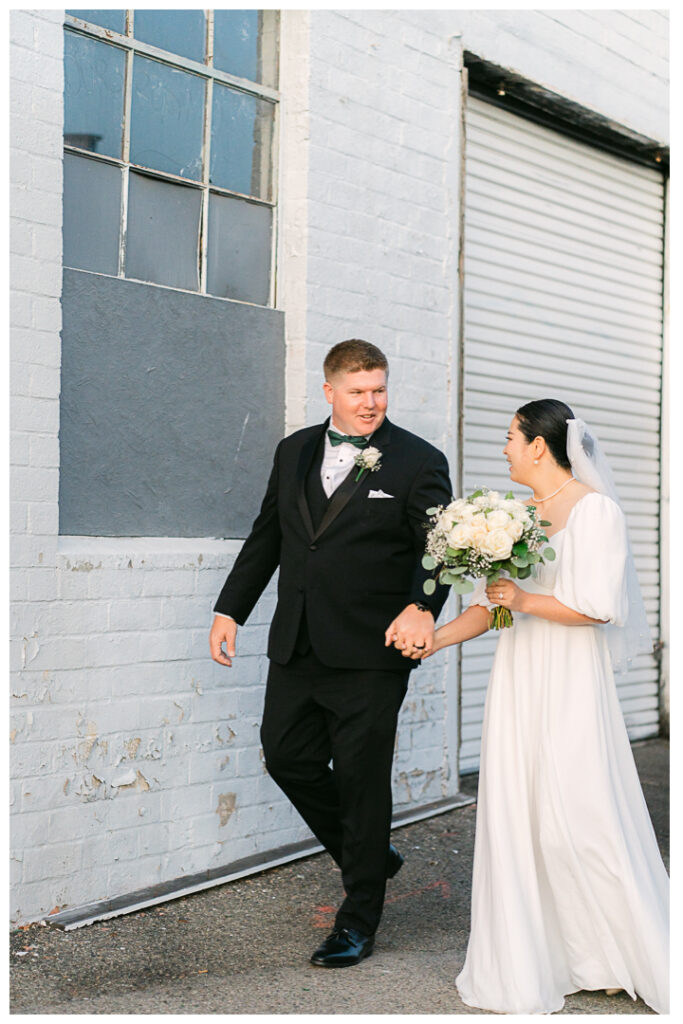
[10,9,668,924]
[303,9,463,816]
[11,8,65,923]
[447,9,669,144]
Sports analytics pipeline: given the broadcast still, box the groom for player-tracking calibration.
[209,339,451,967]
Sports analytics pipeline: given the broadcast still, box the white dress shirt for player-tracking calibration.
[321,420,369,498]
[215,422,372,621]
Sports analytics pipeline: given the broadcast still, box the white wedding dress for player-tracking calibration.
[456,492,669,1014]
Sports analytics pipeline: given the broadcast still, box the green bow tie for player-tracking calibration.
[327,429,370,449]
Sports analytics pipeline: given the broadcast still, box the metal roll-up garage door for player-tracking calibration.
[460,96,665,774]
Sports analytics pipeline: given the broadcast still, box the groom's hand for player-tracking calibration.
[210,615,238,667]
[385,604,435,659]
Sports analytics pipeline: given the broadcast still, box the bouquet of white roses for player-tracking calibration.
[422,487,555,629]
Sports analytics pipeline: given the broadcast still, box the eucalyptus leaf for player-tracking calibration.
[517,565,532,579]
[422,554,436,570]
[527,551,541,564]
[511,556,528,568]
[512,541,528,557]
[544,547,556,561]
[451,578,474,594]
[442,571,468,586]
[423,578,436,595]
[508,563,519,578]
[540,520,552,527]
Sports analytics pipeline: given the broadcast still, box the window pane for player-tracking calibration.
[64,30,125,158]
[126,172,201,291]
[210,84,274,200]
[207,193,271,305]
[66,10,127,34]
[63,153,122,275]
[130,55,205,180]
[213,10,279,88]
[133,9,206,63]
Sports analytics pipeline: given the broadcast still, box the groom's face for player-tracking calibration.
[323,368,388,436]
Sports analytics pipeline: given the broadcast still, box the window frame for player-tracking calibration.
[63,10,280,306]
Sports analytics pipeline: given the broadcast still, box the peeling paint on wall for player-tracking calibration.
[125,737,141,758]
[215,725,235,746]
[21,634,39,668]
[216,792,236,827]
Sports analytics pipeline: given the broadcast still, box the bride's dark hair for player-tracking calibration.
[515,399,574,470]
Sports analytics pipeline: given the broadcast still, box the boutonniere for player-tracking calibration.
[354,446,382,481]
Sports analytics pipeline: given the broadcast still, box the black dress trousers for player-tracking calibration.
[260,644,410,936]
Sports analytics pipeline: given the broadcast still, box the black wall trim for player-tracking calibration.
[464,51,669,174]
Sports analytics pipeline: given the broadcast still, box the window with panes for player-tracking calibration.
[63,9,279,306]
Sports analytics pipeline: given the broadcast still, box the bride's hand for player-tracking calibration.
[421,628,443,659]
[486,578,526,612]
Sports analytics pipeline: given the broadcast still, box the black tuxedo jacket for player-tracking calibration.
[214,416,453,670]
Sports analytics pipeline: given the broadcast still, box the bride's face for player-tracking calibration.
[503,416,536,484]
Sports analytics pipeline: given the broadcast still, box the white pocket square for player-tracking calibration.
[368,489,394,499]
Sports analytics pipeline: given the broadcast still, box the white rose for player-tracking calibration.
[499,497,521,512]
[447,523,471,548]
[436,508,457,531]
[471,511,488,528]
[506,518,524,541]
[481,529,513,560]
[486,509,510,530]
[467,524,490,550]
[363,446,381,468]
[473,494,491,509]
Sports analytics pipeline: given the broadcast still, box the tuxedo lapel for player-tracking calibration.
[311,465,362,542]
[311,416,394,543]
[296,422,327,542]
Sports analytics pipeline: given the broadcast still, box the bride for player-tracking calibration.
[421,399,669,1014]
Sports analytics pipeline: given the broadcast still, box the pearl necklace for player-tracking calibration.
[532,476,575,502]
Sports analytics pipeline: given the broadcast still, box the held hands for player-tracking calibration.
[209,615,238,667]
[385,603,435,660]
[485,578,526,612]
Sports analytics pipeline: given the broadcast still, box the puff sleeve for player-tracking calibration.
[553,493,629,625]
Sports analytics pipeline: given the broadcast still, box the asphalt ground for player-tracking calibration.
[10,737,669,1015]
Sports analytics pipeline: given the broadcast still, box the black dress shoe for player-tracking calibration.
[386,843,404,878]
[310,927,375,968]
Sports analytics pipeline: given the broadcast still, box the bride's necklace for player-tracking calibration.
[532,476,575,502]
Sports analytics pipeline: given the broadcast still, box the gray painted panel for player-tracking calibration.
[59,269,285,537]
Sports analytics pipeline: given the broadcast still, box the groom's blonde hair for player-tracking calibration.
[324,339,388,381]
